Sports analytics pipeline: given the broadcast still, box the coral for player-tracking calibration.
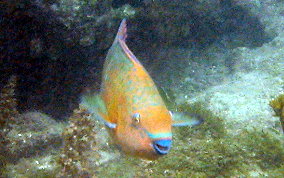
[57,107,99,177]
[5,112,64,161]
[2,106,98,177]
[270,94,284,132]
[0,75,18,174]
[0,75,64,176]
[1,107,102,177]
[0,75,18,128]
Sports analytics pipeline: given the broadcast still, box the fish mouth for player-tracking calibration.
[153,139,172,155]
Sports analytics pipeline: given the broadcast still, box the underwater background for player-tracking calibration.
[0,0,284,177]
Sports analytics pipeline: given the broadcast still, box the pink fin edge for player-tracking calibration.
[114,19,141,64]
[114,19,127,42]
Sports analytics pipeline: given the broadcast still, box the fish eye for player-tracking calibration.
[132,113,140,123]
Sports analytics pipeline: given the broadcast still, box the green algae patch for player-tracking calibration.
[240,129,284,169]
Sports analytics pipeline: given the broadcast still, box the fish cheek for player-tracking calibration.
[130,123,147,139]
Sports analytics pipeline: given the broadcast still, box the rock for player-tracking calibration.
[6,112,64,162]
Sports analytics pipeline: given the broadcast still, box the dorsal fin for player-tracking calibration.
[113,19,140,64]
[114,19,127,43]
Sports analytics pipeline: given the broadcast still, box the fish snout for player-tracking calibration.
[153,139,172,155]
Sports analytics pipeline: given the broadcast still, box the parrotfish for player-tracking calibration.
[81,19,202,160]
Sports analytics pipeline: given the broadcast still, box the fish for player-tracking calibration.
[81,19,202,160]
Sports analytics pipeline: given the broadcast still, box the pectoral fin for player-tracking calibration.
[81,94,117,129]
[171,111,204,127]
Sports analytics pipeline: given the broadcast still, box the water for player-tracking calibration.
[0,0,283,177]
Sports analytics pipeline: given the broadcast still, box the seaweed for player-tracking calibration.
[270,94,284,132]
[240,129,284,169]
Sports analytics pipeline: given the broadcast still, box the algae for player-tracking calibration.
[3,154,61,178]
[57,107,99,177]
[0,1,283,177]
[0,76,18,175]
[270,94,284,132]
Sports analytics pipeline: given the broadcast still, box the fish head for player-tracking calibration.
[115,105,172,160]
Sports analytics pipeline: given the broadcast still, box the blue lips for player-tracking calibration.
[153,139,172,155]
